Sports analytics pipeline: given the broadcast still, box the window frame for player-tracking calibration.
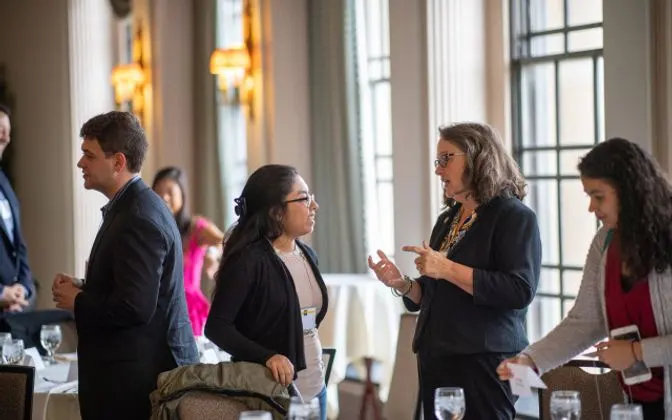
[509,0,604,332]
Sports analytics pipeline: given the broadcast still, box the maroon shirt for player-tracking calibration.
[604,235,664,402]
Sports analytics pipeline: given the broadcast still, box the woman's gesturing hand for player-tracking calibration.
[368,250,407,290]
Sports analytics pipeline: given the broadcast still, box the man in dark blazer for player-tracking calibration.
[52,111,199,420]
[0,104,32,311]
[0,104,73,346]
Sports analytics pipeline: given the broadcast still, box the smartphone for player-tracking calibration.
[610,325,652,385]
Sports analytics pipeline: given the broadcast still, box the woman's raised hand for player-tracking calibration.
[368,250,407,290]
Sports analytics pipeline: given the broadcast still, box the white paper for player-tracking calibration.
[21,354,35,368]
[24,347,46,370]
[508,363,547,396]
[200,348,220,364]
[66,361,78,381]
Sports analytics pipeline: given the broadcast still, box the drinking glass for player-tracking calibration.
[0,333,11,365]
[239,411,272,420]
[2,339,24,365]
[550,390,581,420]
[434,387,466,420]
[610,404,643,420]
[287,396,320,420]
[40,325,62,365]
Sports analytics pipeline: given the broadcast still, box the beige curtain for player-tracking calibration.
[307,0,367,273]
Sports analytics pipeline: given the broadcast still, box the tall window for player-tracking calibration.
[216,0,247,228]
[510,0,604,341]
[355,0,394,257]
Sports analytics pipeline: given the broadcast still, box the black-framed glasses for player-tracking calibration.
[434,152,466,168]
[285,193,316,208]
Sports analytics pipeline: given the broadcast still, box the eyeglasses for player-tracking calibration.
[285,193,316,208]
[434,152,466,168]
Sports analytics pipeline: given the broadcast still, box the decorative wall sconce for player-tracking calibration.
[111,26,146,124]
[209,0,255,118]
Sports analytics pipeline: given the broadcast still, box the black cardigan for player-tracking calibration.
[404,196,541,355]
[204,239,328,374]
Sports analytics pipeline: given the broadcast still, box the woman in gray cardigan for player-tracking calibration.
[497,138,672,419]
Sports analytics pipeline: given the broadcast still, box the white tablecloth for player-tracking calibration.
[318,273,403,417]
[33,358,80,420]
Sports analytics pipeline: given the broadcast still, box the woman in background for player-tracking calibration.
[152,167,224,336]
[205,164,329,419]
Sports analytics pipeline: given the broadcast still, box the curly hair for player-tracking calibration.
[578,137,672,281]
[438,122,526,206]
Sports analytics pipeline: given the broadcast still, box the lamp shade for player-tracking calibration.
[209,46,251,75]
[111,63,145,103]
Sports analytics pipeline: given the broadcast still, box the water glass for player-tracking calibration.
[610,404,643,420]
[40,325,63,365]
[239,411,272,420]
[2,339,25,365]
[550,390,581,420]
[288,396,320,420]
[0,333,11,365]
[434,387,466,420]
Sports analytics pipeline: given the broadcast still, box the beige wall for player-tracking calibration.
[0,0,115,309]
[603,0,653,151]
[257,0,312,186]
[0,0,75,308]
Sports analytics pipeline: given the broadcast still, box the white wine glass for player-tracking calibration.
[40,324,62,365]
[434,387,466,420]
[287,396,320,420]
[610,404,643,420]
[2,338,24,365]
[239,411,272,420]
[0,333,11,365]
[550,390,581,420]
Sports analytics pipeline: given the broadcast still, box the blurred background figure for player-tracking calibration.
[152,166,224,336]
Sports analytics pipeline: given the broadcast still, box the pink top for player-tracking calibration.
[183,217,211,336]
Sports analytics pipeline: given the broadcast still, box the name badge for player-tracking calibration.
[301,306,317,331]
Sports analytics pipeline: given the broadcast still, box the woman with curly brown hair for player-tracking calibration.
[368,122,542,419]
[498,138,672,419]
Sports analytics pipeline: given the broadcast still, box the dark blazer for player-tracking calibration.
[73,179,198,420]
[404,196,541,356]
[0,169,34,302]
[205,239,328,375]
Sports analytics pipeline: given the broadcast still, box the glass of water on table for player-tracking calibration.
[2,338,25,365]
[435,387,466,420]
[40,324,62,365]
[550,390,581,420]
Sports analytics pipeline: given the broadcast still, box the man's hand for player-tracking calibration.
[0,284,30,311]
[52,275,82,311]
[4,303,25,313]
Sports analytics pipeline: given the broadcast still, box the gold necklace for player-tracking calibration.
[439,207,477,252]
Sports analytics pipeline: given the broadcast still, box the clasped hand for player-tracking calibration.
[52,273,82,311]
[0,284,29,312]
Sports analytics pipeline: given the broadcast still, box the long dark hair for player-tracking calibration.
[152,166,192,241]
[217,164,298,277]
[438,122,526,207]
[578,137,672,281]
